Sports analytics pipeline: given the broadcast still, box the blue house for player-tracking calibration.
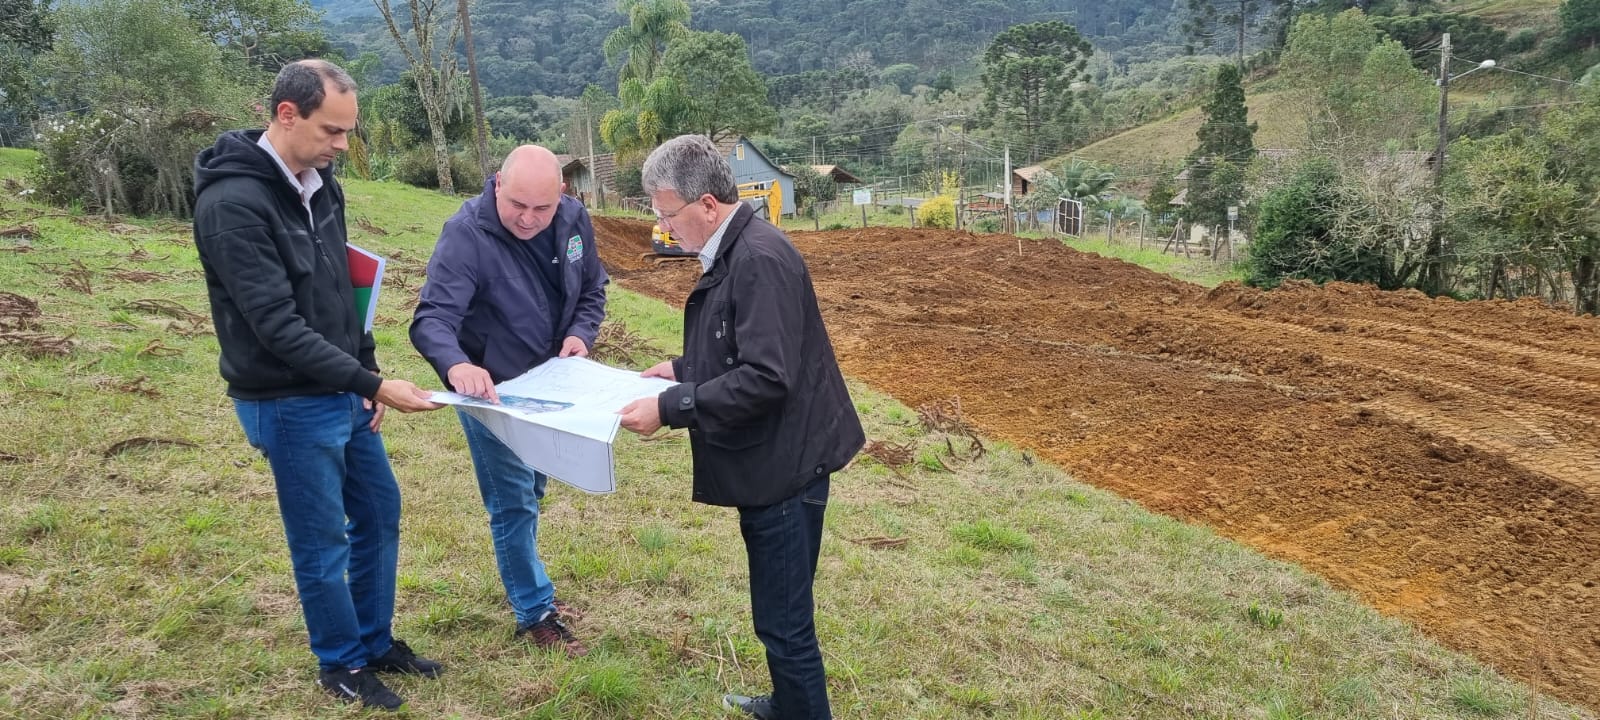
[714,136,795,217]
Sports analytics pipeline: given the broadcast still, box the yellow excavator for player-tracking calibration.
[648,180,783,261]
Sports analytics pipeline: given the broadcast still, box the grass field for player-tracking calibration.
[0,148,1590,719]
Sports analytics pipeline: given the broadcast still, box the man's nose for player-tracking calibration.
[332,134,348,152]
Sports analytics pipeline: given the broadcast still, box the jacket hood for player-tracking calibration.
[194,129,287,198]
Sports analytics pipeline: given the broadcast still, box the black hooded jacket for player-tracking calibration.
[193,129,381,400]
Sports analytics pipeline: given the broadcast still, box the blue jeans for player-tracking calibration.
[739,477,831,720]
[234,393,400,671]
[457,410,555,626]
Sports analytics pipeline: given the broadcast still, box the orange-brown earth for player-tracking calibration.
[594,216,1600,708]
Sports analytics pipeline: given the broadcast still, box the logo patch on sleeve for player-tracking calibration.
[566,235,584,261]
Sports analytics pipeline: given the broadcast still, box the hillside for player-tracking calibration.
[320,0,1187,97]
[1048,0,1566,192]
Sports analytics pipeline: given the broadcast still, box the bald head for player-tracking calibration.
[494,145,566,240]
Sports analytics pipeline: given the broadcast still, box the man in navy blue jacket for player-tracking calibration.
[410,145,608,656]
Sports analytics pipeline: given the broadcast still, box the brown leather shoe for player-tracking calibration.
[515,614,589,657]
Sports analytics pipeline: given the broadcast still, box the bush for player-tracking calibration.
[614,164,644,198]
[1506,28,1539,54]
[34,108,225,216]
[920,195,956,229]
[393,146,481,192]
[972,217,1002,233]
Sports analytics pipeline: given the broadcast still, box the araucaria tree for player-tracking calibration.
[981,21,1091,162]
[1182,63,1254,236]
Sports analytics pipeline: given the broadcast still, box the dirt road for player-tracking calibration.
[595,217,1600,707]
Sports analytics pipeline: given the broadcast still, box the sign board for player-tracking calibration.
[430,357,675,494]
[852,188,872,206]
[1227,205,1239,221]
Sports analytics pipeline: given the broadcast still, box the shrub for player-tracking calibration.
[920,195,956,229]
[33,108,227,216]
[1505,28,1538,54]
[393,146,481,192]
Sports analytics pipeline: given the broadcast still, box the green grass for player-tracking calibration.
[0,149,1592,718]
[1014,228,1246,287]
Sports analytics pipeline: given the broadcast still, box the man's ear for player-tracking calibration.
[274,100,300,127]
[560,182,568,195]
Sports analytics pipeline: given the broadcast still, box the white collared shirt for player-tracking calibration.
[257,133,323,227]
[698,205,741,274]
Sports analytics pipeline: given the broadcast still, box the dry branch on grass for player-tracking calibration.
[355,217,389,236]
[916,396,972,435]
[1,222,36,239]
[165,317,212,338]
[108,268,171,283]
[0,291,41,329]
[0,330,73,357]
[58,260,93,295]
[97,375,160,398]
[136,339,182,358]
[847,535,910,549]
[863,439,915,468]
[590,321,662,367]
[117,299,204,323]
[103,437,198,457]
[0,449,28,463]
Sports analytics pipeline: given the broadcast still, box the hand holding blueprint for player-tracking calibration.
[429,356,676,494]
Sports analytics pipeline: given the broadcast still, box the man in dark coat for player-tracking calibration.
[618,134,865,720]
[410,145,608,656]
[193,59,442,712]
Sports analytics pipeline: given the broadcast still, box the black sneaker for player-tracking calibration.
[515,613,589,657]
[317,666,404,711]
[722,693,777,720]
[368,638,444,678]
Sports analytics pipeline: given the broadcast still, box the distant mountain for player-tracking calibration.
[317,0,1185,98]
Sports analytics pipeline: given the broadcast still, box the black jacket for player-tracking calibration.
[657,205,864,507]
[193,129,381,400]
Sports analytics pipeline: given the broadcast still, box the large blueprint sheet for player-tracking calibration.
[430,357,675,493]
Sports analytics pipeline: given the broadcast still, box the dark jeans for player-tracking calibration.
[738,476,831,720]
[234,393,400,671]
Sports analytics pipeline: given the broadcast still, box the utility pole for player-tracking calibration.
[586,116,603,209]
[1003,144,1012,234]
[458,0,490,178]
[1424,32,1452,295]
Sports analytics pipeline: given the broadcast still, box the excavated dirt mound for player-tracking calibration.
[594,217,1600,708]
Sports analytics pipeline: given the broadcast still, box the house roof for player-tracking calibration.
[715,135,795,179]
[563,153,617,192]
[1014,165,1052,182]
[810,164,862,184]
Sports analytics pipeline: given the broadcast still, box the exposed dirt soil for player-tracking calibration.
[593,216,1600,708]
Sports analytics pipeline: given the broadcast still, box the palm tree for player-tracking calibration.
[602,0,690,86]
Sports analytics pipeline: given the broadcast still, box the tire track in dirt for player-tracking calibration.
[595,219,1600,709]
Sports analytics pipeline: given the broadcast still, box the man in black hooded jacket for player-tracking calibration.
[193,59,441,712]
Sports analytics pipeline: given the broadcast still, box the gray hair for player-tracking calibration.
[269,59,356,120]
[641,135,738,204]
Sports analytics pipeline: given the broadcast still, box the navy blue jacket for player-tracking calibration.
[410,177,609,385]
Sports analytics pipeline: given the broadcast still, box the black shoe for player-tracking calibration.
[722,693,777,720]
[318,666,404,711]
[368,638,445,678]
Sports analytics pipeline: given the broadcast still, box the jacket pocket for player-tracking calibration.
[702,424,767,451]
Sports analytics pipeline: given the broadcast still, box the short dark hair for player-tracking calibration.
[268,60,356,121]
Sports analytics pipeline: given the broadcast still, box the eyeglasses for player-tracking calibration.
[652,198,698,226]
